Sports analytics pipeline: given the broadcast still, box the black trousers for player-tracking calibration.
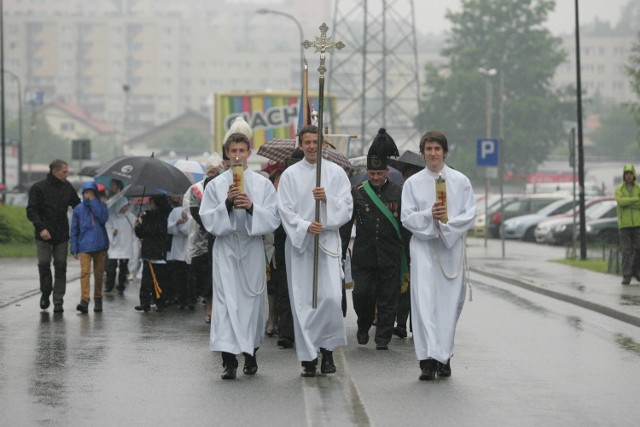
[191,253,212,299]
[139,261,168,306]
[274,266,294,342]
[105,258,129,291]
[167,260,191,306]
[352,264,400,346]
[395,290,411,331]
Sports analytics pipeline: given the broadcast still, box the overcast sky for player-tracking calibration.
[412,0,627,35]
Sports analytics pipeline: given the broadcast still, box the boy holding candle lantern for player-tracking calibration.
[400,130,477,381]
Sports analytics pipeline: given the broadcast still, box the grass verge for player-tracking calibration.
[553,258,609,274]
[0,243,37,257]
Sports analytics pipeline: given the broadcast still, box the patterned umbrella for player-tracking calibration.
[257,138,353,173]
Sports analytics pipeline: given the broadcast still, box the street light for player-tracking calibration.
[255,9,304,86]
[478,67,497,248]
[2,70,23,189]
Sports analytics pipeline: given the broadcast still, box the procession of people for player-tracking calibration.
[28,119,479,382]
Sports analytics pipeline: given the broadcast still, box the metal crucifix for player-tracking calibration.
[302,23,345,309]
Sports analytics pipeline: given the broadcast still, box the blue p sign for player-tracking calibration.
[477,138,499,167]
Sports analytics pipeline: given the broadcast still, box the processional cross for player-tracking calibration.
[301,23,345,309]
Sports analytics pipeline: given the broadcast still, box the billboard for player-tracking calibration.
[213,91,336,153]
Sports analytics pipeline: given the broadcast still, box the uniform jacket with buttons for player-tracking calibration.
[340,179,410,268]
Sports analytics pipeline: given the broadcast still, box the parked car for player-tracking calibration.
[534,198,616,245]
[584,217,619,245]
[487,194,569,238]
[500,198,575,241]
[470,194,519,237]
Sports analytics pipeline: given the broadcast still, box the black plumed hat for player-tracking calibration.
[367,128,399,170]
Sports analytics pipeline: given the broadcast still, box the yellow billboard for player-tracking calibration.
[213,91,337,153]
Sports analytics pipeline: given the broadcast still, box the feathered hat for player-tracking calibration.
[367,128,399,170]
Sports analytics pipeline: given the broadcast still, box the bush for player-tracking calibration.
[0,204,33,244]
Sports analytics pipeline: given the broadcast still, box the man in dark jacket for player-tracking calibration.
[340,129,409,350]
[26,159,81,313]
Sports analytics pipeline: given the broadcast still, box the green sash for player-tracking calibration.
[362,181,410,292]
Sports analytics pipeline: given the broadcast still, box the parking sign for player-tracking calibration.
[477,138,499,167]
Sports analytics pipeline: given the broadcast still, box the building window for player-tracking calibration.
[60,122,75,132]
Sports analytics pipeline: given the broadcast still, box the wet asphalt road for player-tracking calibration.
[1,255,640,426]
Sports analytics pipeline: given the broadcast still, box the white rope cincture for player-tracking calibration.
[463,236,472,302]
[435,234,472,301]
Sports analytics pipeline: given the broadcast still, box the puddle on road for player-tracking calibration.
[475,282,549,315]
[566,315,583,331]
[615,333,640,356]
[620,294,640,307]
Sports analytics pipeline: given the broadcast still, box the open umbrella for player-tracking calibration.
[78,165,99,177]
[257,138,354,173]
[170,159,205,183]
[94,155,192,196]
[388,150,426,175]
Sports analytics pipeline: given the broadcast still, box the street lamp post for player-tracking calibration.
[255,9,304,90]
[2,70,23,189]
[479,67,497,248]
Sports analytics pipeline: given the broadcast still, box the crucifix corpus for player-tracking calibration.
[302,23,345,309]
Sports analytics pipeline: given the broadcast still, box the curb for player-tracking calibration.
[471,267,640,328]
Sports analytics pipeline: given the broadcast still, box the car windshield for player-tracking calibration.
[585,201,617,220]
[535,199,573,216]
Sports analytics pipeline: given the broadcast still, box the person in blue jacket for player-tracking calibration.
[70,181,110,313]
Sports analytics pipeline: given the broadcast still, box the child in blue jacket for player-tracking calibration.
[71,181,109,313]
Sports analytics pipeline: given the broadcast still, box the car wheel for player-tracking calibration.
[523,227,536,242]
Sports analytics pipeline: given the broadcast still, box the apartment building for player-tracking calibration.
[554,33,635,106]
[2,0,330,142]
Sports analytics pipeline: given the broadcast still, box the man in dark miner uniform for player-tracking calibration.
[340,128,410,350]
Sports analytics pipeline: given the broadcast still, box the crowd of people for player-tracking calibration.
[26,121,479,382]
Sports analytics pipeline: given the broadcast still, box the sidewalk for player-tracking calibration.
[0,257,81,308]
[466,237,640,327]
[2,240,640,327]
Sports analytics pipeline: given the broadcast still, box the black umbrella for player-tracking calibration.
[94,155,192,196]
[78,165,99,177]
[388,150,426,175]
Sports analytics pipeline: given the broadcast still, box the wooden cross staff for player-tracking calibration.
[302,23,345,309]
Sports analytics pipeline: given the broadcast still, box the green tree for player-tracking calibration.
[626,30,640,143]
[416,0,571,182]
[5,114,68,165]
[590,106,639,159]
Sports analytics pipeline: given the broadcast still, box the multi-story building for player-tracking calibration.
[553,33,636,106]
[2,0,330,145]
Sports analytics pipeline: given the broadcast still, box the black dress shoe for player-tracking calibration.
[134,305,150,312]
[277,337,294,348]
[622,276,632,285]
[53,304,64,313]
[392,326,408,338]
[419,359,437,381]
[356,330,369,345]
[40,293,51,310]
[221,366,237,380]
[320,349,336,374]
[376,344,389,350]
[436,360,451,377]
[301,360,317,377]
[243,352,258,375]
